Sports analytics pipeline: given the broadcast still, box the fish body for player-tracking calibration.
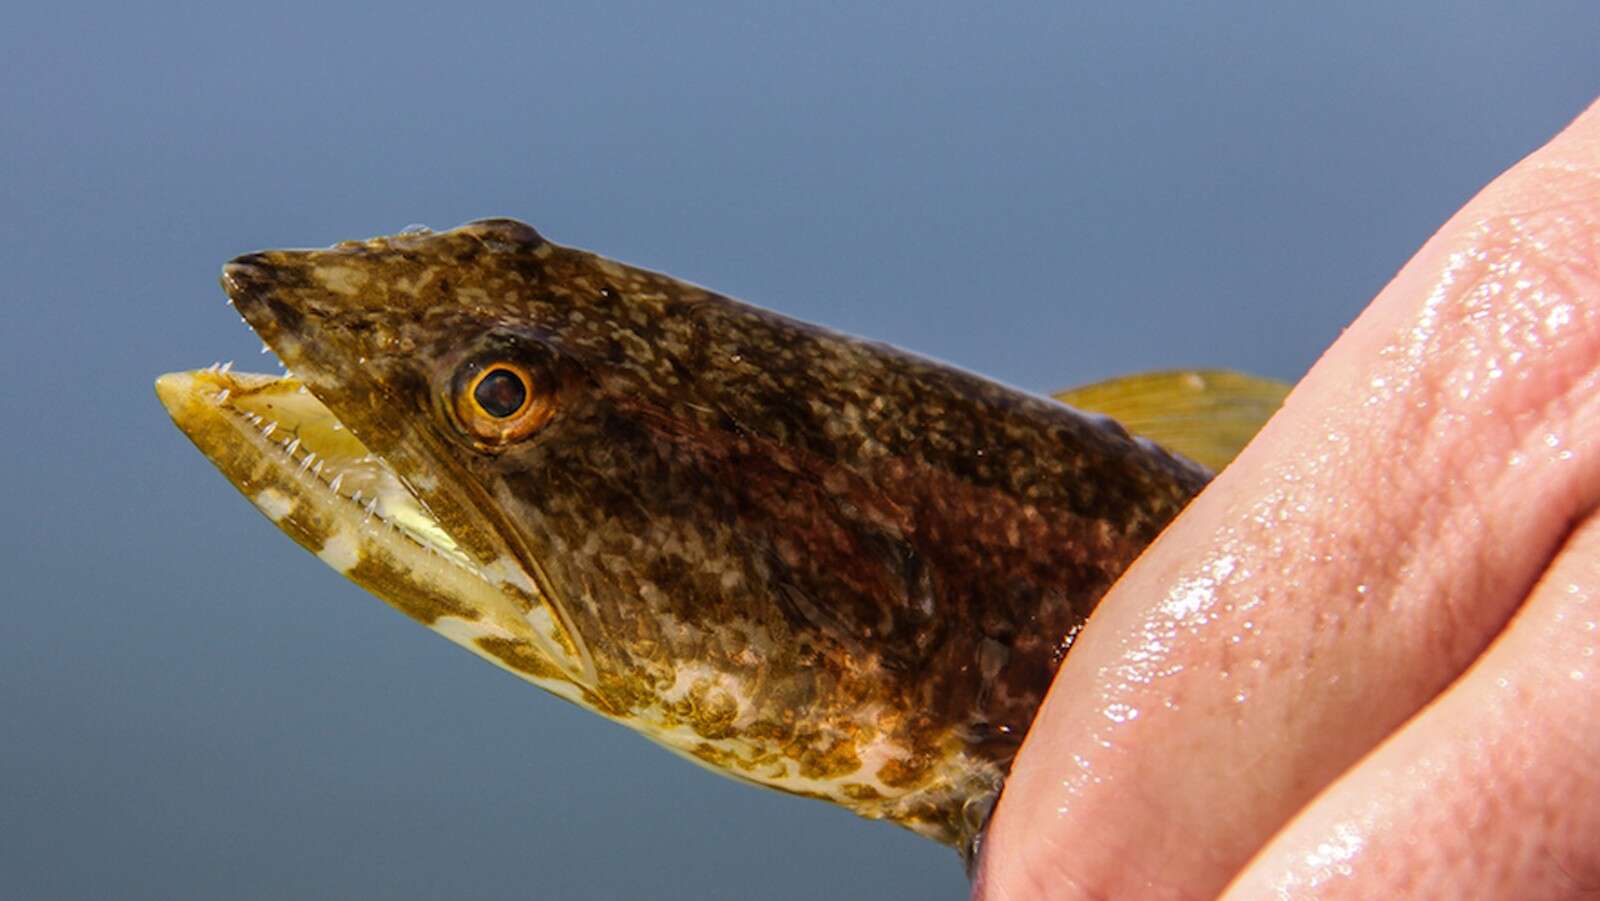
[157,219,1270,851]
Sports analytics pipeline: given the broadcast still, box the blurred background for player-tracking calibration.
[3,3,1597,899]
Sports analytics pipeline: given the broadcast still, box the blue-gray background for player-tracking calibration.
[3,4,1597,899]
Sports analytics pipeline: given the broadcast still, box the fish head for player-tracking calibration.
[209,218,635,684]
[158,218,1018,844]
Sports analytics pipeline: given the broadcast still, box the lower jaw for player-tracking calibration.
[155,367,587,699]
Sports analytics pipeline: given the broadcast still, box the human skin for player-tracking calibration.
[974,97,1600,899]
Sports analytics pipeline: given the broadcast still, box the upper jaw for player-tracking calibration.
[219,255,275,326]
[218,248,354,390]
[197,233,599,686]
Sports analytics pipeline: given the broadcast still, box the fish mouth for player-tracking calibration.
[155,239,595,697]
[155,366,590,699]
[154,367,474,571]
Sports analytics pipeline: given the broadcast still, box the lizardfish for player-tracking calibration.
[156,219,1283,860]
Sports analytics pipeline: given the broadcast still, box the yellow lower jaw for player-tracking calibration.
[154,369,587,700]
[218,374,475,568]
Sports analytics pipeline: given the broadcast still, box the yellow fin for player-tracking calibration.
[1054,370,1290,472]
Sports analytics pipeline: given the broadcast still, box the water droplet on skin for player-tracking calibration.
[1103,703,1140,724]
[1293,822,1365,889]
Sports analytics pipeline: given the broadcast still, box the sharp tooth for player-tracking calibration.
[329,473,343,493]
[220,360,234,374]
[285,437,301,456]
[300,452,316,473]
[261,421,276,438]
[215,388,230,403]
[260,343,272,354]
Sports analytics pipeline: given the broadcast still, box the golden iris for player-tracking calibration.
[455,362,553,445]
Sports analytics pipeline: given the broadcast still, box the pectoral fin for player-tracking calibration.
[1055,369,1290,472]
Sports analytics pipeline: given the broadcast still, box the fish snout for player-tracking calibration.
[221,253,273,302]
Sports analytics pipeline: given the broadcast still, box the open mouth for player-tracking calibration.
[156,358,589,698]
[155,365,473,568]
[152,229,600,697]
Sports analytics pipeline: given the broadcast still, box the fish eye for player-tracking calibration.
[453,361,554,446]
[473,367,528,419]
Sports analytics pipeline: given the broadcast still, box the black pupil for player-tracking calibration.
[474,369,527,418]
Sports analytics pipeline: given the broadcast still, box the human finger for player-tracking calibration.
[976,96,1600,899]
[1223,510,1600,899]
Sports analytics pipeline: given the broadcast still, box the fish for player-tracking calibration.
[155,218,1286,861]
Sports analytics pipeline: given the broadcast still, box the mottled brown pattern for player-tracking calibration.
[213,218,1210,851]
[476,637,567,682]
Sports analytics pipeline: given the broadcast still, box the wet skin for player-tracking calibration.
[976,98,1600,898]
